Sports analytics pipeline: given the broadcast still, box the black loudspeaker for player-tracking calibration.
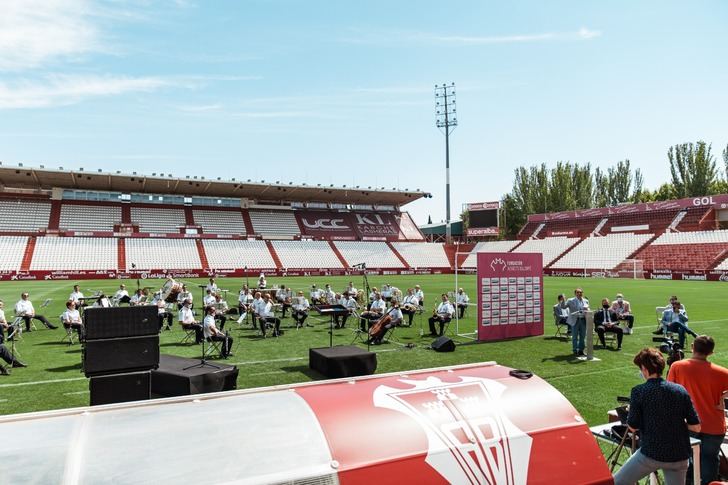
[90,371,151,406]
[431,336,455,352]
[84,305,158,340]
[83,335,160,377]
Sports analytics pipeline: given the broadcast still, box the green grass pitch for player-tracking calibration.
[1,275,726,426]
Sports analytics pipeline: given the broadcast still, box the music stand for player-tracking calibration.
[314,304,348,348]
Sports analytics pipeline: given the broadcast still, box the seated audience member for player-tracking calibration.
[594,298,623,350]
[259,293,281,338]
[661,300,697,349]
[114,284,131,306]
[203,306,233,358]
[653,295,686,335]
[553,294,570,335]
[401,288,420,326]
[428,294,455,337]
[455,288,469,319]
[291,291,310,328]
[15,292,57,331]
[178,299,203,344]
[610,293,634,334]
[61,300,85,339]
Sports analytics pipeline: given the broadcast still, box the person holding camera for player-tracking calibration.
[560,288,589,356]
[667,336,728,485]
[613,348,700,485]
[661,300,697,349]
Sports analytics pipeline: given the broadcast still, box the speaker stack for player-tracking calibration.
[83,306,159,406]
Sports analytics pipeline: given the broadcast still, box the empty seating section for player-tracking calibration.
[676,207,713,232]
[392,242,450,268]
[30,237,117,270]
[637,243,728,271]
[0,200,50,232]
[192,210,246,235]
[202,239,276,269]
[248,210,299,238]
[59,204,121,232]
[651,230,728,245]
[397,212,424,240]
[518,221,541,238]
[550,233,653,270]
[462,240,521,268]
[130,207,185,233]
[540,217,601,237]
[333,241,404,268]
[513,237,580,266]
[601,210,676,234]
[125,238,201,270]
[0,236,28,271]
[272,241,343,269]
[712,253,728,270]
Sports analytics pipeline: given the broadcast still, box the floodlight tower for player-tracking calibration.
[435,83,457,241]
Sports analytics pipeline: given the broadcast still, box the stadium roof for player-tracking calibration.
[419,220,463,235]
[0,163,430,206]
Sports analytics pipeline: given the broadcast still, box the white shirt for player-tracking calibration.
[62,308,81,324]
[95,297,111,308]
[276,289,289,302]
[324,288,335,301]
[414,290,424,302]
[203,314,218,338]
[206,282,218,294]
[179,307,195,324]
[293,297,310,311]
[344,297,358,311]
[381,287,392,298]
[203,294,216,307]
[403,295,419,307]
[114,289,129,300]
[252,297,265,315]
[15,299,34,316]
[370,299,386,313]
[130,293,144,305]
[69,291,85,303]
[346,287,358,297]
[215,299,229,312]
[436,301,455,317]
[177,291,192,304]
[238,291,252,305]
[155,298,167,314]
[390,307,403,324]
[261,301,275,318]
[0,308,5,324]
[258,277,267,288]
[310,289,321,300]
[456,292,469,305]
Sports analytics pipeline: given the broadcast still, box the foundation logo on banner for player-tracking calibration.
[489,258,507,273]
[373,375,532,484]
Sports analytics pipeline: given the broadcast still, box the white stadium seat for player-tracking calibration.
[0,236,28,271]
[333,241,404,268]
[248,210,299,239]
[651,229,728,245]
[203,239,277,269]
[59,204,121,232]
[130,207,186,234]
[193,210,246,236]
[550,233,653,270]
[31,237,117,271]
[0,200,51,232]
[392,242,450,268]
[512,237,580,266]
[125,238,201,270]
[272,241,343,269]
[461,240,521,268]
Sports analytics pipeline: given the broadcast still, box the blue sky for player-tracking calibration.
[1,1,727,225]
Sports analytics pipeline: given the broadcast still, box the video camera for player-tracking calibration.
[652,336,685,365]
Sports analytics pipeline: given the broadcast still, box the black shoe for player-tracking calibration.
[12,361,26,368]
[578,351,586,356]
[0,366,10,376]
[652,329,663,335]
[617,346,622,351]
[47,324,58,329]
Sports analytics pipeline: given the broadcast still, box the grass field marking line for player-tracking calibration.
[0,399,7,403]
[249,370,287,377]
[633,317,728,330]
[63,391,89,396]
[0,376,86,389]
[229,357,306,366]
[547,365,634,381]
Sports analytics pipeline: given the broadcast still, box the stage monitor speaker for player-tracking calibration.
[84,305,158,340]
[431,336,455,352]
[84,335,160,377]
[90,371,151,406]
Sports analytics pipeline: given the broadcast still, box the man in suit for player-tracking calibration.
[610,293,634,334]
[560,288,589,356]
[595,298,623,350]
[661,300,697,349]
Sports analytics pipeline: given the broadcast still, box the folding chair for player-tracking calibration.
[15,315,36,332]
[554,315,570,339]
[61,321,76,346]
[11,317,25,341]
[204,338,223,358]
[179,323,197,344]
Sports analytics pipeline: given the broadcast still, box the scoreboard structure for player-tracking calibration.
[466,201,499,236]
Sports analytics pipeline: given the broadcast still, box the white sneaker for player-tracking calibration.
[623,328,632,335]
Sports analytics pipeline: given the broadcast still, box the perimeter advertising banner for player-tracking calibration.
[477,252,544,341]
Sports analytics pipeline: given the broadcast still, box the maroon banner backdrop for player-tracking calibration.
[295,211,357,240]
[351,212,400,239]
[477,252,544,342]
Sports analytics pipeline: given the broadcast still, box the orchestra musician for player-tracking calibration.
[153,291,173,331]
[205,277,218,295]
[276,285,292,318]
[381,284,393,302]
[345,282,358,298]
[203,306,233,358]
[178,299,203,344]
[130,288,146,306]
[323,284,335,304]
[203,289,216,308]
[15,292,57,331]
[258,273,267,290]
[259,293,281,338]
[414,285,424,307]
[93,293,112,308]
[335,292,357,329]
[176,284,193,310]
[401,288,420,327]
[360,293,386,332]
[61,300,85,339]
[213,294,229,330]
[237,286,253,323]
[456,288,470,319]
[251,291,265,322]
[0,300,9,341]
[69,285,86,308]
[113,284,131,306]
[369,300,403,345]
[428,294,455,337]
[368,287,379,310]
[310,284,323,305]
[291,291,310,328]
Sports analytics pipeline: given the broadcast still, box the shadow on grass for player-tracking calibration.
[280,364,324,380]
[47,362,83,372]
[541,354,587,364]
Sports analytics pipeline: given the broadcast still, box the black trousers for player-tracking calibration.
[260,317,281,336]
[65,322,85,340]
[157,312,173,330]
[279,302,291,317]
[617,315,634,328]
[428,316,451,336]
[596,324,623,347]
[208,334,233,357]
[118,295,131,305]
[182,323,203,343]
[214,314,226,330]
[360,313,381,332]
[292,310,308,326]
[0,343,20,365]
[401,309,416,326]
[334,312,350,328]
[457,304,467,319]
[21,314,52,331]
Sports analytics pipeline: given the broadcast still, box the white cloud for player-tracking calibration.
[0,75,168,109]
[176,103,222,112]
[341,28,602,46]
[0,0,99,71]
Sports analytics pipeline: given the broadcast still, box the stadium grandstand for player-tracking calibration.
[3,164,728,282]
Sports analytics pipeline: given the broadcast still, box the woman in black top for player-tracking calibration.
[614,348,700,485]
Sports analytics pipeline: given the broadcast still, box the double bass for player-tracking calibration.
[368,314,393,343]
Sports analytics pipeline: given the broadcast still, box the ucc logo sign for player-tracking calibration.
[301,218,348,229]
